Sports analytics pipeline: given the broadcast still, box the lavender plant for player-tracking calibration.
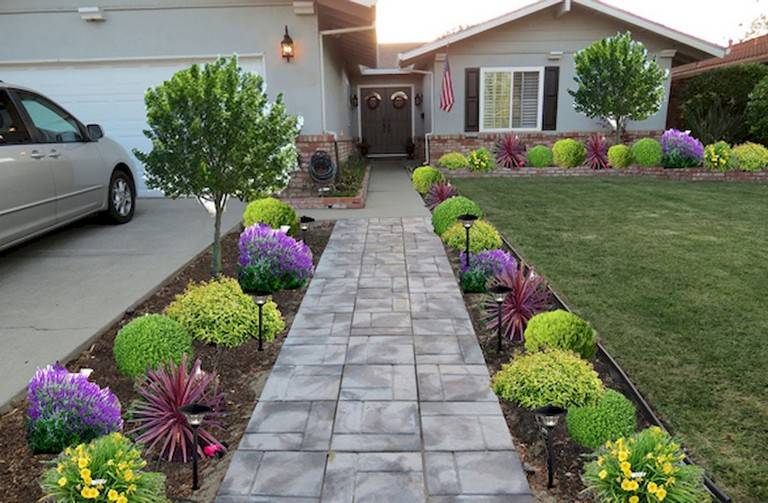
[460,249,518,293]
[661,129,704,168]
[26,364,123,454]
[238,223,314,294]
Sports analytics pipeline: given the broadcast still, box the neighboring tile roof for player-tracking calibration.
[672,34,768,80]
[377,42,423,68]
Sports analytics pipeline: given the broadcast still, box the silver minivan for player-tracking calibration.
[0,82,136,251]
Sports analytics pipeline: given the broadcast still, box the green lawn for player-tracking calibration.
[451,176,768,502]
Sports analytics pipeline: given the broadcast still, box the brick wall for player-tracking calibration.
[296,134,357,169]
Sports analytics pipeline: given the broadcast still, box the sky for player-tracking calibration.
[376,0,767,46]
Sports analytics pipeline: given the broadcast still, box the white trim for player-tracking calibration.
[360,67,414,76]
[398,0,725,64]
[0,52,265,66]
[479,66,544,133]
[356,84,416,150]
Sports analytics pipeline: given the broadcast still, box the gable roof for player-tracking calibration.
[398,0,726,65]
[671,34,768,80]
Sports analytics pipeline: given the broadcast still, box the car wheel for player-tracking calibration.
[106,170,135,224]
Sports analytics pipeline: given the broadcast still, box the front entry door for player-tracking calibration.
[360,86,412,155]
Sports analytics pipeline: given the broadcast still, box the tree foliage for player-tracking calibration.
[135,56,299,274]
[570,32,666,144]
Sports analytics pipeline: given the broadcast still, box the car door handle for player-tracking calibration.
[30,150,45,159]
[48,149,61,159]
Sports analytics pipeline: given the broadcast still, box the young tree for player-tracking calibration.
[569,32,667,144]
[135,56,299,275]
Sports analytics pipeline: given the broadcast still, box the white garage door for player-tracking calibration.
[0,55,265,196]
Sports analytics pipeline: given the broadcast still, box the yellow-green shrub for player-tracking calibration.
[441,220,502,253]
[553,139,586,168]
[732,142,768,172]
[528,145,553,168]
[524,310,597,359]
[113,314,192,378]
[438,152,469,170]
[431,196,483,235]
[608,144,632,169]
[412,166,444,193]
[243,197,299,234]
[631,138,663,167]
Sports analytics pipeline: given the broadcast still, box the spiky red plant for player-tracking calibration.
[484,265,552,343]
[425,181,459,210]
[129,355,224,462]
[585,134,609,170]
[495,134,527,169]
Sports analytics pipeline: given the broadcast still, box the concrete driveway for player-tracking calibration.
[0,198,244,408]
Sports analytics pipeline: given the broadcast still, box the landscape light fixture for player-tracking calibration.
[255,295,268,351]
[534,405,567,489]
[456,214,478,268]
[178,403,213,491]
[300,215,315,236]
[281,25,294,62]
[488,284,511,352]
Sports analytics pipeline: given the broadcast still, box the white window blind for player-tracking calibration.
[481,68,542,131]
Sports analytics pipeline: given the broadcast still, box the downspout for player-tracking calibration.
[411,68,434,164]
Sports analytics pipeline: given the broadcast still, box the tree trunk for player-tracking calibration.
[211,202,223,277]
[615,117,623,145]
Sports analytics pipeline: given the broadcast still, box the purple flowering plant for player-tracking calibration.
[238,223,314,294]
[460,249,518,293]
[26,364,123,454]
[661,129,704,168]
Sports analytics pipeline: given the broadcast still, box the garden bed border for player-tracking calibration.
[280,165,371,209]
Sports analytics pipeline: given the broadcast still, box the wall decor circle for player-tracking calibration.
[365,92,381,110]
[391,91,409,110]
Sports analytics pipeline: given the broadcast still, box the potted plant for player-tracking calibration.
[358,138,370,157]
[406,137,416,159]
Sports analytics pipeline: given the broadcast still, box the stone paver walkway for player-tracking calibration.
[217,217,532,502]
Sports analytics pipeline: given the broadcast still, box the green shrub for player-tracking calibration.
[243,197,299,234]
[438,152,469,170]
[113,314,193,378]
[166,277,284,348]
[630,138,662,167]
[703,141,734,172]
[566,390,637,449]
[491,349,604,409]
[607,144,632,169]
[524,310,598,359]
[431,196,483,235]
[441,220,502,254]
[332,155,366,196]
[748,76,768,144]
[552,139,586,168]
[412,165,444,194]
[732,142,768,172]
[527,145,553,168]
[467,147,493,172]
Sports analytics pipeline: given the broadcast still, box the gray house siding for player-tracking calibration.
[323,37,355,139]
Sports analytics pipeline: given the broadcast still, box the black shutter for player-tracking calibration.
[465,67,480,132]
[542,66,560,131]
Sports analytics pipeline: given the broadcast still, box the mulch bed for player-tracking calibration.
[0,222,334,503]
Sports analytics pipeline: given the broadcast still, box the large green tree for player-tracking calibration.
[570,32,667,144]
[135,56,299,275]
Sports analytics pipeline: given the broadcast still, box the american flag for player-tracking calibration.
[440,56,454,112]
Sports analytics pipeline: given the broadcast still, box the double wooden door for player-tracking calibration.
[360,86,412,155]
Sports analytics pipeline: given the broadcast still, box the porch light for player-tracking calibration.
[350,94,359,108]
[456,214,478,268]
[255,295,268,351]
[534,405,567,489]
[178,403,214,491]
[488,285,511,352]
[281,26,295,62]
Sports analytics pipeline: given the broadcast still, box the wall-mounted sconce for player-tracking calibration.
[78,6,105,22]
[415,93,423,107]
[547,51,563,61]
[350,94,358,108]
[281,26,295,62]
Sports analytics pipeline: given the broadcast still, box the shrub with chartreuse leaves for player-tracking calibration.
[583,427,709,503]
[437,152,469,170]
[527,145,553,168]
[524,309,598,359]
[165,277,284,347]
[553,139,586,168]
[41,432,169,503]
[238,223,313,294]
[441,219,502,254]
[27,364,123,454]
[491,349,604,409]
[566,389,636,449]
[431,196,483,235]
[242,197,299,234]
[703,141,734,172]
[412,165,444,193]
[467,147,493,172]
[113,314,192,378]
[631,138,663,167]
[732,142,768,172]
[608,144,632,168]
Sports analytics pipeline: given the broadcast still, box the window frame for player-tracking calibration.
[11,89,89,144]
[479,66,545,133]
[0,89,32,146]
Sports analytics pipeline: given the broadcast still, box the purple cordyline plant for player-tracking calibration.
[585,134,609,170]
[129,355,225,463]
[483,265,552,343]
[425,181,459,210]
[495,134,527,169]
[238,223,314,293]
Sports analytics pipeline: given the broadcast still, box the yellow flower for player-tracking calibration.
[112,432,122,441]
[662,462,673,474]
[80,486,99,499]
[78,457,90,469]
[108,489,120,501]
[117,495,128,503]
[123,469,134,482]
[605,440,613,449]
[598,470,608,480]
[656,487,667,501]
[621,479,634,491]
[618,451,629,462]
[57,477,67,487]
[648,481,658,493]
[629,497,639,503]
[127,484,137,494]
[597,456,604,466]
[107,459,115,466]
[80,468,91,479]
[666,476,676,486]
[650,426,663,435]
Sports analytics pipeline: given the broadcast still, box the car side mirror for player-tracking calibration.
[87,124,104,140]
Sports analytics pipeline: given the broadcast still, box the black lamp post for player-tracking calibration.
[300,215,315,242]
[534,405,567,489]
[488,284,512,352]
[254,294,268,351]
[456,214,478,268]
[178,403,213,491]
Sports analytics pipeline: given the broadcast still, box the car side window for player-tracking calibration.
[0,90,30,145]
[17,92,83,143]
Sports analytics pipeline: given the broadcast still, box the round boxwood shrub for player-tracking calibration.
[166,277,285,348]
[732,142,768,172]
[243,197,299,234]
[467,147,493,172]
[431,196,483,235]
[630,138,663,167]
[113,314,193,378]
[412,165,444,194]
[438,152,469,170]
[524,310,598,359]
[527,145,553,168]
[441,219,502,254]
[491,349,604,409]
[607,144,632,169]
[566,389,637,449]
[552,139,586,168]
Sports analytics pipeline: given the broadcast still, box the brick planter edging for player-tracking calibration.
[439,166,768,182]
[280,165,371,209]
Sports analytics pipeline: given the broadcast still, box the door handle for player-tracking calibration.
[30,150,45,160]
[48,149,61,159]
